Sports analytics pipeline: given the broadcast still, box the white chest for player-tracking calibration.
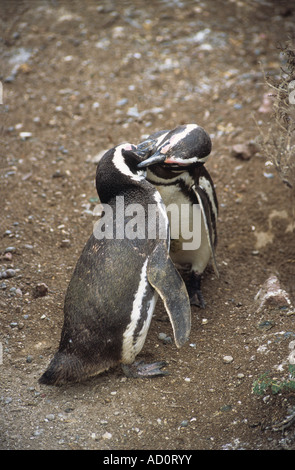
[148,175,212,274]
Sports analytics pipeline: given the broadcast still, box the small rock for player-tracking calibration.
[127,105,140,118]
[158,332,172,344]
[102,432,112,440]
[5,246,16,253]
[0,269,16,279]
[45,414,55,421]
[254,275,293,313]
[3,252,13,261]
[116,98,128,106]
[223,355,234,364]
[26,355,33,363]
[263,172,274,179]
[257,320,275,331]
[60,239,71,248]
[19,131,32,140]
[180,420,189,427]
[231,141,259,160]
[52,169,66,178]
[33,283,49,298]
[65,407,74,413]
[4,230,12,237]
[8,269,17,278]
[220,404,232,412]
[33,428,44,437]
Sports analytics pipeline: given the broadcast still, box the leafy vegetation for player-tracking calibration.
[253,364,295,396]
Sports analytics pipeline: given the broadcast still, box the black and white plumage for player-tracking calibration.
[39,143,191,385]
[137,124,219,308]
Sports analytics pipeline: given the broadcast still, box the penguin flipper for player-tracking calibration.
[193,185,219,278]
[147,243,191,348]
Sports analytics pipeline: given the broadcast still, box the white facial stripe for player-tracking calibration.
[162,124,199,153]
[155,131,170,147]
[165,155,208,165]
[113,144,145,181]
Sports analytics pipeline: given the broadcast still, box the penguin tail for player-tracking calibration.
[39,351,86,386]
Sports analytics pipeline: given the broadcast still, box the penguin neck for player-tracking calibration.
[98,178,149,206]
[146,165,197,188]
[96,150,147,204]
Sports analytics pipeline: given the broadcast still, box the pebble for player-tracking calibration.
[255,275,293,313]
[180,420,189,427]
[158,332,172,344]
[45,414,55,421]
[257,320,275,331]
[0,269,16,279]
[223,355,234,364]
[220,404,232,412]
[33,283,49,298]
[116,98,128,106]
[19,132,32,140]
[231,141,259,160]
[127,105,140,118]
[60,239,71,248]
[102,432,112,440]
[5,246,16,253]
[4,230,12,237]
[33,428,44,437]
[263,172,274,179]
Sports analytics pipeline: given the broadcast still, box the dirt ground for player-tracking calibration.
[1,0,295,451]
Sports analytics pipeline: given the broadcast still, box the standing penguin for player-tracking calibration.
[137,124,219,308]
[39,143,191,385]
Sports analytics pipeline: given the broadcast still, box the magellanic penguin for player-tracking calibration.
[39,143,191,385]
[137,124,219,308]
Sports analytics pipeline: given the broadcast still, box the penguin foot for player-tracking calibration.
[121,360,169,378]
[189,290,206,309]
[186,272,206,308]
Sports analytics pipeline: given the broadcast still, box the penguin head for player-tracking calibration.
[137,124,212,171]
[96,143,149,203]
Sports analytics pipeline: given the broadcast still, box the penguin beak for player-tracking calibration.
[137,148,166,168]
[136,138,157,158]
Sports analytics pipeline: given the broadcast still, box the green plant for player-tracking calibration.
[253,364,295,396]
